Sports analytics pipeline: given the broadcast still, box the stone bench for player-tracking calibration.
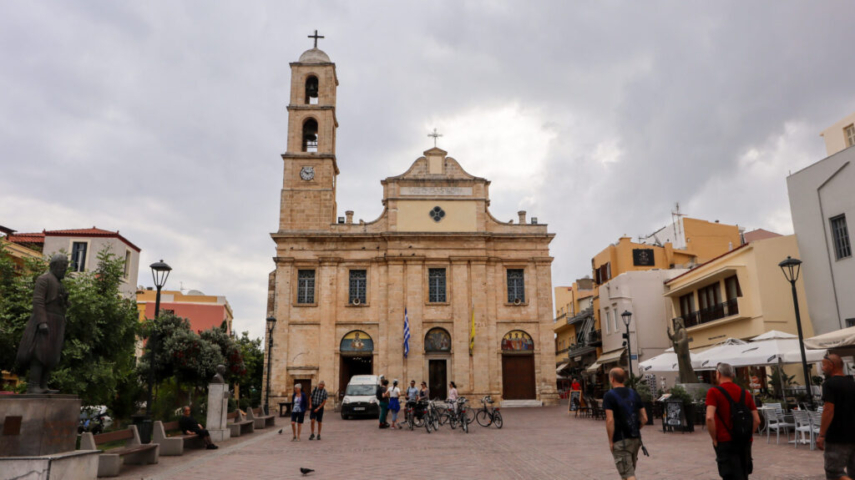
[79,425,159,478]
[246,406,276,429]
[152,420,206,456]
[227,410,254,437]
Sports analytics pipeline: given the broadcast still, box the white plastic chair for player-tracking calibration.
[766,409,793,444]
[809,411,823,451]
[793,410,812,449]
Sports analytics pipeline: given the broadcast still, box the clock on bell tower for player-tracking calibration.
[278,31,339,232]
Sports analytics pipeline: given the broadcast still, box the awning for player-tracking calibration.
[556,363,570,374]
[586,361,602,374]
[598,349,625,365]
[805,326,855,350]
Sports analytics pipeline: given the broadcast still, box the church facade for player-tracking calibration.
[265,43,558,408]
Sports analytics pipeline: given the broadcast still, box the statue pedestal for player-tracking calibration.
[0,395,98,479]
[206,384,231,443]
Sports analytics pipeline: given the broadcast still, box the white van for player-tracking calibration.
[340,375,381,419]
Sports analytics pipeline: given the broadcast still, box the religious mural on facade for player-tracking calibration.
[424,328,451,352]
[501,330,534,351]
[341,330,373,354]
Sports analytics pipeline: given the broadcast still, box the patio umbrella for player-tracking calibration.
[804,326,855,352]
[639,350,681,373]
[750,330,797,341]
[731,339,826,368]
[692,338,749,370]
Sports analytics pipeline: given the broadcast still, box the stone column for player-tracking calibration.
[206,384,231,442]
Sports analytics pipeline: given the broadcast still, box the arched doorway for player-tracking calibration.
[501,330,536,400]
[425,328,451,400]
[339,331,374,394]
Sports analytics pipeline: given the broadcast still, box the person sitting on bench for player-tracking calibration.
[179,406,219,450]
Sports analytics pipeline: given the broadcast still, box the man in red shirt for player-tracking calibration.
[705,363,761,480]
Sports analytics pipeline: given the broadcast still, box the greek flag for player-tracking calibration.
[403,308,410,358]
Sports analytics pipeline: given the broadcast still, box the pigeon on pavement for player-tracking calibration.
[300,467,314,475]
[278,429,283,434]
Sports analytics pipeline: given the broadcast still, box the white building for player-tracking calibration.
[787,115,855,335]
[596,269,687,385]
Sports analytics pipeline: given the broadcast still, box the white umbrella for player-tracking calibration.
[639,350,682,373]
[692,338,749,370]
[731,339,826,367]
[750,330,797,341]
[804,326,855,350]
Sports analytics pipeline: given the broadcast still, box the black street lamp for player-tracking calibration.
[265,316,277,416]
[142,259,171,443]
[621,310,634,380]
[779,256,815,410]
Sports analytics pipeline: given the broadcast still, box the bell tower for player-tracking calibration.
[279,31,339,232]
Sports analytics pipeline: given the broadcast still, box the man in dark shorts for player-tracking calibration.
[178,406,218,449]
[309,380,328,441]
[817,354,855,480]
[603,367,647,480]
[705,363,760,480]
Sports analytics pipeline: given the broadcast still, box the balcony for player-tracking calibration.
[567,307,594,326]
[680,297,741,328]
[587,329,602,346]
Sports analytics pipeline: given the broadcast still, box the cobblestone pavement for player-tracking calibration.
[128,406,825,480]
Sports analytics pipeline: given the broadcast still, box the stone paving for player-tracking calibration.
[122,406,825,480]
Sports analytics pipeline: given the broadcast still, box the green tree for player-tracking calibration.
[235,332,263,409]
[0,245,139,410]
[200,327,246,379]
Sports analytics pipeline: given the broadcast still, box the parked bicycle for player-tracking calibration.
[447,398,472,433]
[424,400,441,432]
[406,399,429,432]
[475,395,503,428]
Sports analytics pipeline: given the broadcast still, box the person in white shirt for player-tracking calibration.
[388,379,402,429]
[448,381,459,413]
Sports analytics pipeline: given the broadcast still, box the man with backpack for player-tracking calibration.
[603,367,648,480]
[705,363,761,480]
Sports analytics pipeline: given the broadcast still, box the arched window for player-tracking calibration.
[501,330,534,352]
[305,75,319,105]
[302,118,318,152]
[425,328,451,352]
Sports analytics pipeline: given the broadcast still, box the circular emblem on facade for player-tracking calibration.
[429,206,446,222]
[300,166,315,181]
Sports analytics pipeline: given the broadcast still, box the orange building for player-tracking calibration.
[136,289,234,334]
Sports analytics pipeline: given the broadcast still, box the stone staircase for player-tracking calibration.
[500,399,543,408]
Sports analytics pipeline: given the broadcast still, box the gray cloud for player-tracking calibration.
[1,1,853,338]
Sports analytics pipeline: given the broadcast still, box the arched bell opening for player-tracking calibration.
[305,75,319,105]
[302,118,319,153]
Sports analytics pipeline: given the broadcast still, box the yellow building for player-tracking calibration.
[554,279,597,383]
[0,231,43,273]
[663,234,814,383]
[819,111,855,156]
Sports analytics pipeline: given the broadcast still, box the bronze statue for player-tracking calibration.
[212,364,226,384]
[667,317,698,384]
[16,254,70,394]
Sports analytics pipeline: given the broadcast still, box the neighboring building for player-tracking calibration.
[0,226,42,272]
[595,269,686,387]
[554,279,597,384]
[743,228,782,244]
[663,235,814,384]
[787,121,855,335]
[136,289,234,334]
[819,111,855,156]
[6,227,141,297]
[266,44,557,407]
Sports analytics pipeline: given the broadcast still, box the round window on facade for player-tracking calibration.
[429,206,446,222]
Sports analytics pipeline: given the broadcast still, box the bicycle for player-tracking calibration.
[475,395,503,428]
[406,399,428,431]
[425,400,441,432]
[447,398,471,433]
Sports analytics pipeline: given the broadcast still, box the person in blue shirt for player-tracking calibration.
[603,367,647,480]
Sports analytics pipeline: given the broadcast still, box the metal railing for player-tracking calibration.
[680,298,740,328]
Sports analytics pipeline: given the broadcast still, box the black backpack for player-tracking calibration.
[714,386,754,443]
[614,389,641,439]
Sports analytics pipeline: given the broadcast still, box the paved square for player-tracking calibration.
[126,406,825,480]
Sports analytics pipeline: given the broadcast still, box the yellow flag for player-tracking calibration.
[469,303,475,356]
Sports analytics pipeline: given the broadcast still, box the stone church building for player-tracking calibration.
[265,42,558,408]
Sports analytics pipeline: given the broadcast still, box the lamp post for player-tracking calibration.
[265,316,277,416]
[621,310,634,380]
[142,259,171,443]
[779,256,814,410]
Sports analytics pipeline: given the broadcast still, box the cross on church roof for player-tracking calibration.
[308,30,325,49]
[428,128,443,147]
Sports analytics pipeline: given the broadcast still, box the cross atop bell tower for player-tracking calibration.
[278,36,340,232]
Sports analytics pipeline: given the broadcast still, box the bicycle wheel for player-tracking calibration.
[476,409,491,427]
[462,414,469,433]
[449,413,458,429]
[437,410,449,426]
[414,415,425,428]
[431,412,440,431]
[424,413,432,433]
[465,408,476,425]
[493,410,503,429]
[407,411,414,430]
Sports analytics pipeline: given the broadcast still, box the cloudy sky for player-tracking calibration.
[2,1,853,339]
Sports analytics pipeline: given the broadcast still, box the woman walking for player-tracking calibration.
[388,379,402,429]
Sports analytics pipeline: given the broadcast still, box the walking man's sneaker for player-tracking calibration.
[316,435,321,441]
[309,434,315,440]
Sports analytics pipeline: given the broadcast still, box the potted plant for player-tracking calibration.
[635,382,655,425]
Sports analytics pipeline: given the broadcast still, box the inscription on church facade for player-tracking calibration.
[400,186,472,196]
